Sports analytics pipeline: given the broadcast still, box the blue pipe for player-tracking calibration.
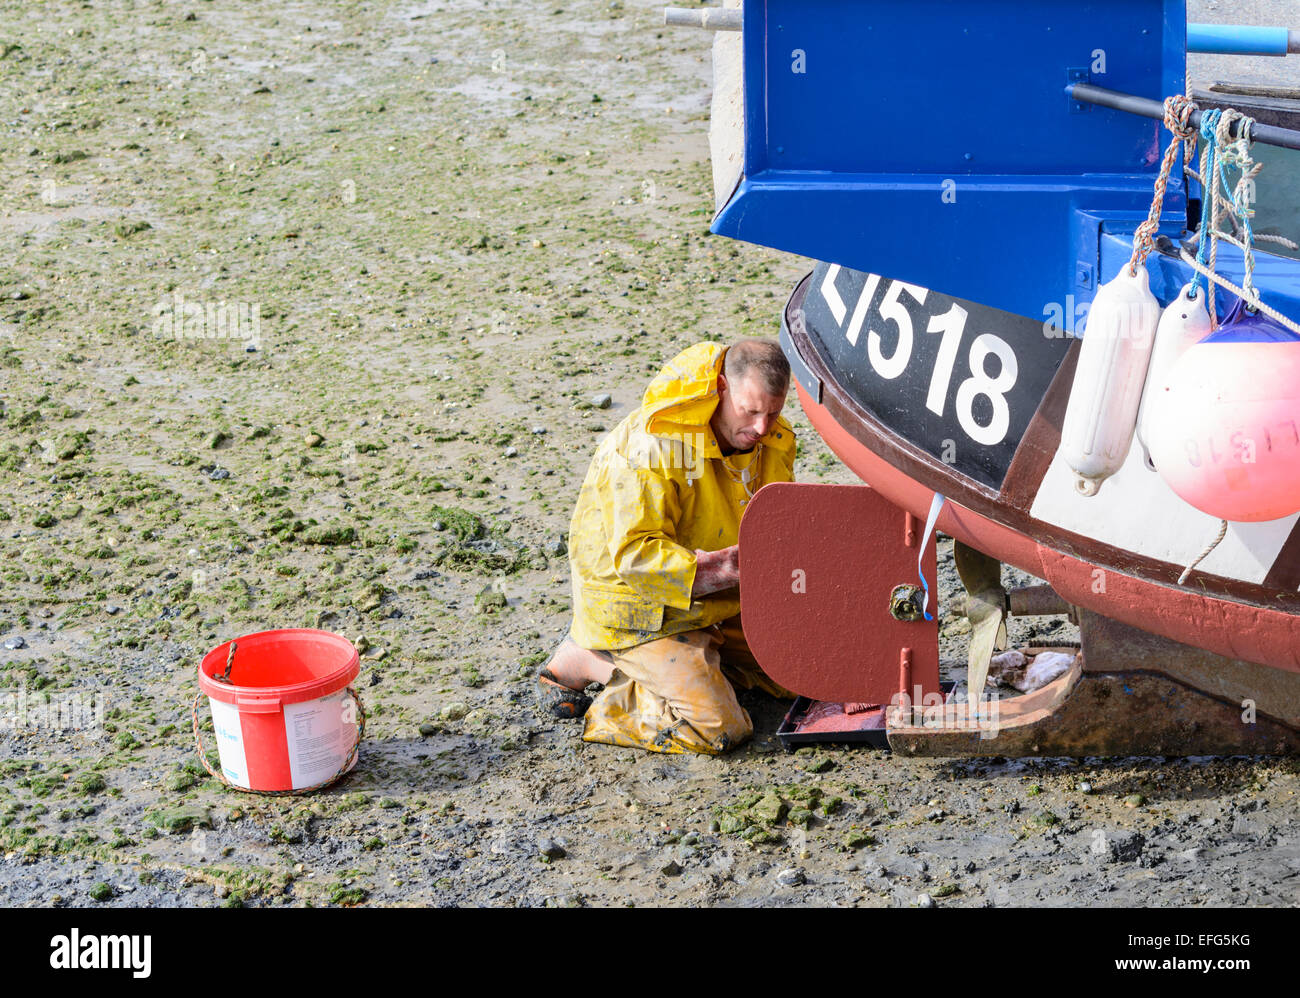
[1187,23,1296,55]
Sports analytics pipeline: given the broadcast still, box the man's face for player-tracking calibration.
[710,372,787,453]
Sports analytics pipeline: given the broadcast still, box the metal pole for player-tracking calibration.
[663,7,742,30]
[1068,82,1300,152]
[1187,23,1300,55]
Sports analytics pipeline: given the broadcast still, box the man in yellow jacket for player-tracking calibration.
[538,338,797,754]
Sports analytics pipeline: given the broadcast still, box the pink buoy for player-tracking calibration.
[1146,298,1300,522]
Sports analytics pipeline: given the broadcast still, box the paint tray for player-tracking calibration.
[776,683,956,750]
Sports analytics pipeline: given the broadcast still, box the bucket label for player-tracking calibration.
[209,698,249,789]
[284,691,354,789]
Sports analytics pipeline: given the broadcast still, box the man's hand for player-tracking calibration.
[692,544,740,597]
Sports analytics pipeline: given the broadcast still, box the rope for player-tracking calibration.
[1178,246,1300,336]
[1215,110,1263,307]
[1189,106,1277,326]
[1186,224,1298,255]
[1129,95,1199,274]
[1178,519,1228,585]
[191,687,367,796]
[1190,108,1220,303]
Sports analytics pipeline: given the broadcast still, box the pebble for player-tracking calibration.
[1098,830,1146,864]
[504,446,518,458]
[537,837,566,860]
[530,426,546,435]
[547,538,567,556]
[1078,781,1093,794]
[433,520,446,531]
[917,893,935,909]
[4,636,25,650]
[661,860,682,876]
[592,393,612,409]
[776,868,805,887]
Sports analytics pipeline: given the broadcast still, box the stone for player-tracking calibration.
[917,893,935,908]
[303,523,355,546]
[504,446,518,458]
[749,792,787,826]
[592,393,612,409]
[149,806,212,835]
[661,859,682,876]
[537,837,566,860]
[718,814,744,834]
[475,586,507,613]
[441,702,469,721]
[775,868,805,887]
[1098,830,1146,864]
[3,636,26,650]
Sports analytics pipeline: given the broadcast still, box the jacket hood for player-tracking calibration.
[640,341,795,459]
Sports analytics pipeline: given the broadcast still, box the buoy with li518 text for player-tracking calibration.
[1147,297,1300,522]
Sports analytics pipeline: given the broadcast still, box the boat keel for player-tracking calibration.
[889,612,1300,757]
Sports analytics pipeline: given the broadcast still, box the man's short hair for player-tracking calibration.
[723,338,791,396]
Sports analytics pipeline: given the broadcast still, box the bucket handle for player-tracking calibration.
[190,687,367,796]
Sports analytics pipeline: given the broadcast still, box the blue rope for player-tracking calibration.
[1191,109,1221,298]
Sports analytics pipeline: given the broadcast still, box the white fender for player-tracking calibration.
[1059,264,1160,496]
[1136,282,1212,471]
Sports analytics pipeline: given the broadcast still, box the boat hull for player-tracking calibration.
[784,269,1300,675]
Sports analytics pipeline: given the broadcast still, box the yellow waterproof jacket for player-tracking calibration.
[568,341,796,650]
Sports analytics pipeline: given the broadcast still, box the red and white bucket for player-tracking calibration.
[196,629,362,793]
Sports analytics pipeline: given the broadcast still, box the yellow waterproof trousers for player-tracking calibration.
[581,617,794,755]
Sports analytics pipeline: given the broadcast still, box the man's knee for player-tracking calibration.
[669,683,753,751]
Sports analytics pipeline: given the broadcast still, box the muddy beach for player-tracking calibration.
[1,0,1297,909]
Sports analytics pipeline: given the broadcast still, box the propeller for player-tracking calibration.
[954,541,1008,713]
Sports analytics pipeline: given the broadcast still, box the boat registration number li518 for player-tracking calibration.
[803,263,1071,490]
